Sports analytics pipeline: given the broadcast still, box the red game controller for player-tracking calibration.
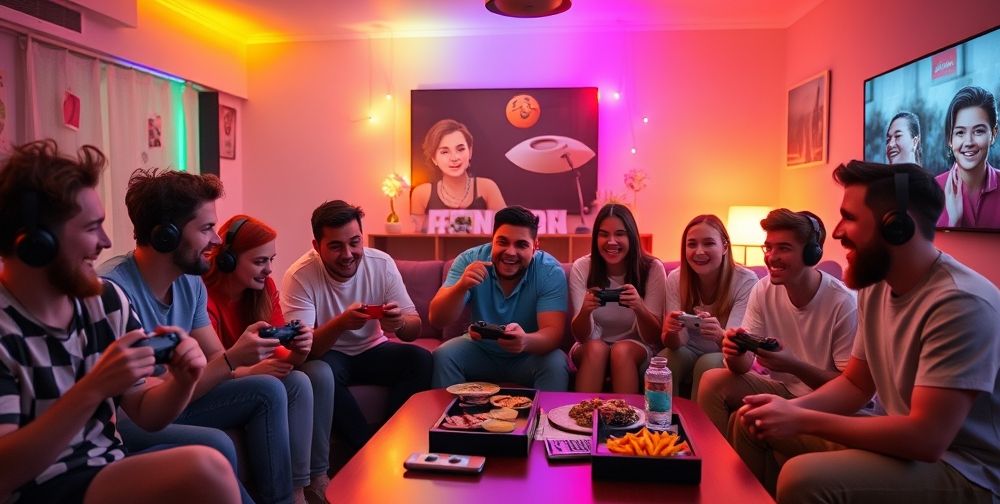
[358,304,385,319]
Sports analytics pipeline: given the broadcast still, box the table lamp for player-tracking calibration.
[505,135,596,233]
[727,206,771,265]
[382,173,410,234]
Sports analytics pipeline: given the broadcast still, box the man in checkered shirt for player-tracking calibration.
[0,141,239,504]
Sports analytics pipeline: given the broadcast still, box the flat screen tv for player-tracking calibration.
[864,24,1000,232]
[410,87,598,231]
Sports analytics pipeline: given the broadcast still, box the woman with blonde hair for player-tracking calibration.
[660,214,758,399]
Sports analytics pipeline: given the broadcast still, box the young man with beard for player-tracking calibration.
[729,161,1000,503]
[281,200,432,453]
[99,169,305,504]
[697,209,858,435]
[429,206,570,390]
[0,141,238,503]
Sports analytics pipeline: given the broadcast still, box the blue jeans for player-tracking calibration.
[297,360,334,480]
[174,375,293,504]
[431,335,569,391]
[117,410,254,504]
[319,342,432,451]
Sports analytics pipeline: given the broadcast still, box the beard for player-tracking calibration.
[844,240,891,290]
[172,247,210,275]
[47,255,102,298]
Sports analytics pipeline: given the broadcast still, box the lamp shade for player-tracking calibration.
[505,135,595,174]
[727,206,771,245]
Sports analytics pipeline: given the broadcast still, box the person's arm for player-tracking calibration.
[724,270,759,329]
[0,332,155,496]
[429,253,482,328]
[568,258,595,343]
[660,271,686,349]
[723,281,764,373]
[119,327,207,431]
[790,357,876,414]
[753,346,842,390]
[519,261,568,354]
[188,322,277,399]
[633,262,666,347]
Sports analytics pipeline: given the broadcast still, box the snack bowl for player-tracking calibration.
[445,382,501,405]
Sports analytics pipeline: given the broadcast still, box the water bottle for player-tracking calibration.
[644,356,672,430]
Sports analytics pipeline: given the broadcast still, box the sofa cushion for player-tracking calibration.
[394,260,444,340]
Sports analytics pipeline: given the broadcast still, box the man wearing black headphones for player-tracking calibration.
[0,140,238,503]
[733,161,1000,503]
[697,208,858,439]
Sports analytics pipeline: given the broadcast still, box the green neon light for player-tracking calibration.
[172,82,188,171]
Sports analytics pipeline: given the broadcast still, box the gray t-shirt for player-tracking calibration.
[98,252,211,333]
[853,252,1000,496]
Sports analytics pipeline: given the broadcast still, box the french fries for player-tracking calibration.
[605,427,690,457]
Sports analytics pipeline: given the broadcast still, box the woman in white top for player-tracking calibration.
[570,204,666,393]
[660,214,758,399]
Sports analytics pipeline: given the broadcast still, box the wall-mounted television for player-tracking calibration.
[864,24,1000,233]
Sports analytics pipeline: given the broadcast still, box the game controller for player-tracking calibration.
[594,288,624,306]
[677,312,702,330]
[470,321,509,340]
[260,320,304,346]
[731,332,780,353]
[357,304,385,319]
[133,332,181,364]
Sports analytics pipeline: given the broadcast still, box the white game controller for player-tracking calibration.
[677,312,702,331]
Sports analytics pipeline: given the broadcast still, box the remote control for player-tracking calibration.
[403,452,485,474]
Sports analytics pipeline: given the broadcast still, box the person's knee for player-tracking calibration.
[696,368,730,403]
[776,453,834,503]
[285,370,311,397]
[407,345,434,372]
[303,360,336,392]
[243,374,289,406]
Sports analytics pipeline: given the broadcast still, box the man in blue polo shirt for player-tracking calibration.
[429,206,569,390]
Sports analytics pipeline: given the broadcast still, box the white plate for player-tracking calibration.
[547,403,646,434]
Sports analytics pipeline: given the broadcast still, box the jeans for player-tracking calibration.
[117,410,255,504]
[297,360,335,480]
[431,335,569,391]
[318,342,433,452]
[173,375,293,504]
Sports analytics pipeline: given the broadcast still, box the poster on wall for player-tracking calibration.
[864,24,1000,232]
[220,105,236,159]
[410,88,598,232]
[147,114,162,148]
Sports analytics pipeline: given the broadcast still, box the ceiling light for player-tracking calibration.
[485,0,572,18]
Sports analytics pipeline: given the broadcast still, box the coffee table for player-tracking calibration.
[328,390,774,503]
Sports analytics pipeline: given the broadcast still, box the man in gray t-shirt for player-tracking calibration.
[730,161,1000,503]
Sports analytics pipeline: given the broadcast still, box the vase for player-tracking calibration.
[385,198,402,234]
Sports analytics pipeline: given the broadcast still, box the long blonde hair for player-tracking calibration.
[678,215,738,326]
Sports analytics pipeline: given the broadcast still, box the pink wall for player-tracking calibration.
[782,0,1000,285]
[243,30,785,276]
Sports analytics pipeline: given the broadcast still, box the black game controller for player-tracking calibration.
[731,332,780,353]
[133,332,181,364]
[260,320,304,346]
[470,321,509,340]
[594,288,624,306]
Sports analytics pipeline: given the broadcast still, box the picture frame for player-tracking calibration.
[786,70,830,168]
[220,105,236,160]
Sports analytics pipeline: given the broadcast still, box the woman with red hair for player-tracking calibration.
[204,215,334,504]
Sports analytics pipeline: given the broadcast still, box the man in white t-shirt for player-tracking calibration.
[697,209,857,435]
[281,200,432,452]
[731,161,999,502]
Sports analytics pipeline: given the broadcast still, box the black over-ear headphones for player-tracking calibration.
[215,217,248,273]
[150,218,181,253]
[881,172,915,245]
[801,212,824,267]
[14,192,59,267]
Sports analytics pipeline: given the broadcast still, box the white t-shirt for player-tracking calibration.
[280,248,417,356]
[569,255,666,347]
[854,253,1000,497]
[741,271,857,397]
[664,265,759,355]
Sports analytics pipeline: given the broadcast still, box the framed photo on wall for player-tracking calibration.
[786,70,830,168]
[220,105,236,160]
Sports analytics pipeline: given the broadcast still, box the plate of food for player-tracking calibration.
[547,398,645,434]
[489,394,533,410]
[445,382,501,405]
[439,412,492,430]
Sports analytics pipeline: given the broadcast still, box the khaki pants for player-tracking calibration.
[659,346,723,399]
[696,367,794,435]
[730,407,996,503]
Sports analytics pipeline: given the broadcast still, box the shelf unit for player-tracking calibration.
[367,234,653,262]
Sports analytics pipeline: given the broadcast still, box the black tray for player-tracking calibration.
[590,412,702,484]
[428,387,539,457]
